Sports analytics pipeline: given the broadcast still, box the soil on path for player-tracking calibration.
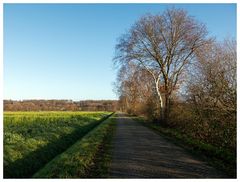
[109,113,227,178]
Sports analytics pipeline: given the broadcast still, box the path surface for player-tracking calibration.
[109,113,226,178]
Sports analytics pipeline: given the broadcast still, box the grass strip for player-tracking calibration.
[134,117,236,178]
[33,113,116,178]
[85,115,116,178]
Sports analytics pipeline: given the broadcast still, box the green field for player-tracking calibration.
[4,111,112,178]
[34,115,116,178]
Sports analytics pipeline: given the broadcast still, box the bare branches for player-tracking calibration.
[114,8,209,122]
[187,39,237,113]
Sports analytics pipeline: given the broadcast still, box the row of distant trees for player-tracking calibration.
[4,100,118,112]
[114,8,236,151]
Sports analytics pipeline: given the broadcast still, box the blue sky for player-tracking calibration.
[4,4,236,101]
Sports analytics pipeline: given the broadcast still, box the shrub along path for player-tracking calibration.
[109,113,227,178]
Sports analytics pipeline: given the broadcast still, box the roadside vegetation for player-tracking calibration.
[87,115,117,178]
[33,114,116,178]
[4,111,112,178]
[114,8,236,178]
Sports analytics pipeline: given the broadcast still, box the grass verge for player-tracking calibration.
[86,115,117,178]
[134,117,236,178]
[33,113,116,178]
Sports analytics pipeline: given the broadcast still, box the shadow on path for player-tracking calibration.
[109,113,227,178]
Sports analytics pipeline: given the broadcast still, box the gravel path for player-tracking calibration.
[109,113,226,178]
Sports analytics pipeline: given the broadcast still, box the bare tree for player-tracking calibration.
[114,8,209,123]
[115,63,157,115]
[187,38,236,114]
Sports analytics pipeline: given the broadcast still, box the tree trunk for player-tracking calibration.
[155,85,171,125]
[155,79,165,123]
[164,93,170,124]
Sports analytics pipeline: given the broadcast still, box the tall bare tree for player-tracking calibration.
[114,8,209,122]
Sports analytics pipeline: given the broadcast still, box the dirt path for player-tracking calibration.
[109,113,226,178]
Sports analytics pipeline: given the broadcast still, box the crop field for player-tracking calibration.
[4,111,112,178]
[34,115,116,178]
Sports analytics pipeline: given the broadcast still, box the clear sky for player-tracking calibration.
[4,3,236,101]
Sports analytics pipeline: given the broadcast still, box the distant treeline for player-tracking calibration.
[4,100,119,111]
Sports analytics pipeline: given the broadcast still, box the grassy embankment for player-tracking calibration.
[33,114,116,178]
[134,116,236,178]
[4,111,113,178]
